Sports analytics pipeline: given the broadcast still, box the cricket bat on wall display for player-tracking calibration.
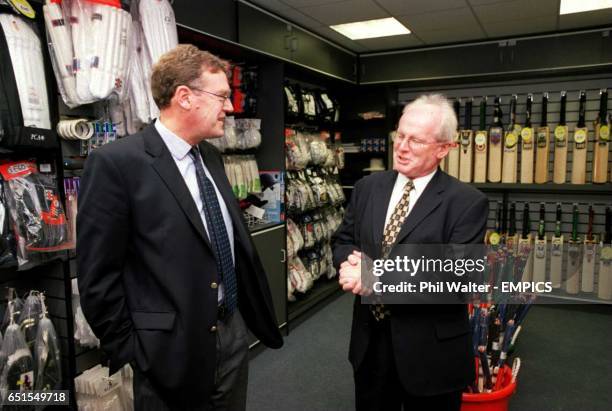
[533,203,547,284]
[566,204,581,294]
[571,91,588,184]
[598,207,612,300]
[520,94,535,184]
[592,88,610,183]
[459,99,474,182]
[553,92,569,183]
[506,202,519,255]
[474,98,488,183]
[488,97,503,182]
[519,203,533,282]
[581,205,597,292]
[535,93,550,183]
[447,99,461,178]
[502,95,519,183]
[550,203,564,288]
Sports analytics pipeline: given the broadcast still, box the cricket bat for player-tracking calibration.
[474,98,488,183]
[487,201,503,246]
[506,202,519,255]
[533,203,547,284]
[550,203,564,288]
[520,94,535,184]
[570,91,588,184]
[566,204,581,294]
[598,207,612,300]
[447,99,461,178]
[553,91,569,183]
[592,88,609,183]
[581,205,597,292]
[519,203,533,282]
[459,99,474,182]
[502,95,519,183]
[535,93,550,183]
[488,97,503,182]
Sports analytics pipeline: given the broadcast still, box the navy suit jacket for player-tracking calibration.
[332,169,488,396]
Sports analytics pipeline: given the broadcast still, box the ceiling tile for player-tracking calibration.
[559,9,612,30]
[355,34,424,51]
[248,0,294,13]
[473,0,558,22]
[376,0,467,15]
[416,26,488,44]
[298,0,389,25]
[482,15,557,37]
[311,26,370,51]
[467,0,519,5]
[279,8,327,28]
[281,0,346,7]
[396,7,482,33]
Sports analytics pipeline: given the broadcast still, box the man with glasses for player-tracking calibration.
[332,94,488,410]
[77,44,283,410]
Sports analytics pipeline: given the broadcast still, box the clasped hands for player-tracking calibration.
[338,250,373,296]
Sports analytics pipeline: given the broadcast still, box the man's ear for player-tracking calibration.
[174,85,191,110]
[437,142,455,159]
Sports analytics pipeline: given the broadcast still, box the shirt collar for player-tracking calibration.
[155,119,194,161]
[396,168,437,195]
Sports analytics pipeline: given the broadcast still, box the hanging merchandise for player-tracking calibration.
[0,161,69,268]
[1,290,23,335]
[125,19,153,126]
[222,155,261,199]
[284,83,302,124]
[301,89,318,123]
[139,0,177,64]
[17,291,43,351]
[315,90,339,125]
[0,13,50,130]
[63,177,79,245]
[43,0,79,106]
[0,12,57,149]
[71,279,99,348]
[0,309,35,398]
[285,128,308,170]
[0,180,17,267]
[75,364,127,411]
[235,118,262,150]
[34,294,62,391]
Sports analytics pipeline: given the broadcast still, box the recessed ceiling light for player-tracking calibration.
[330,17,410,40]
[560,0,612,14]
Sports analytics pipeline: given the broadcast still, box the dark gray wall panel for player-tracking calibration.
[174,0,237,42]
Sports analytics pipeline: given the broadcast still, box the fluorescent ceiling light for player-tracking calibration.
[560,0,612,14]
[330,17,410,40]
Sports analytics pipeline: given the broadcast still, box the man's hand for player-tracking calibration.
[338,251,371,296]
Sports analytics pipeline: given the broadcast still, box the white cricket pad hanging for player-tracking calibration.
[0,14,51,129]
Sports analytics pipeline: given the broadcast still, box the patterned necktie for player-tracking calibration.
[371,179,414,321]
[189,147,238,315]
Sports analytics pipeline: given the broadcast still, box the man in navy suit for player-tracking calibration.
[77,44,282,410]
[333,94,488,411]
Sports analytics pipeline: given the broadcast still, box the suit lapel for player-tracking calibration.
[372,171,398,252]
[144,125,212,249]
[394,169,445,245]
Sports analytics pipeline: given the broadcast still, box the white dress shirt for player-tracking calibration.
[155,120,234,302]
[384,169,437,229]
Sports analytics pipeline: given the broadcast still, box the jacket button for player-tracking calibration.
[211,282,218,289]
[210,325,217,332]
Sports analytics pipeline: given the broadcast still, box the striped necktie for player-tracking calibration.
[371,179,414,321]
[189,147,238,315]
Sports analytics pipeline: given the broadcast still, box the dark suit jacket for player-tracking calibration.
[332,169,488,396]
[77,124,283,405]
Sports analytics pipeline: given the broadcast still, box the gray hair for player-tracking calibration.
[402,94,457,142]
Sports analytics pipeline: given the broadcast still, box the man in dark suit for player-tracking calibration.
[332,94,488,411]
[77,44,283,410]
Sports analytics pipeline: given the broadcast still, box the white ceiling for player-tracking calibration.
[247,0,612,52]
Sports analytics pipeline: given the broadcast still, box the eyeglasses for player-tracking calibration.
[189,86,232,104]
[393,133,449,150]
